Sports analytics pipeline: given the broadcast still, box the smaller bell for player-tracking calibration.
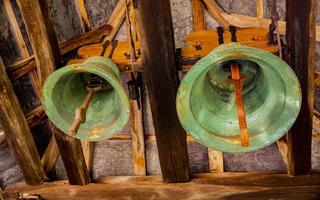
[42,56,130,141]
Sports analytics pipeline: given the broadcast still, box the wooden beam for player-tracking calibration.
[202,0,230,27]
[286,0,316,175]
[105,0,126,41]
[207,149,224,173]
[4,173,320,200]
[191,0,205,31]
[135,0,190,183]
[130,99,146,175]
[256,0,264,18]
[53,126,90,185]
[16,0,60,86]
[0,57,46,185]
[41,135,59,175]
[81,141,93,174]
[59,24,112,55]
[3,0,30,58]
[17,0,89,184]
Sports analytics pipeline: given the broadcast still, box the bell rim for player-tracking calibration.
[176,43,302,152]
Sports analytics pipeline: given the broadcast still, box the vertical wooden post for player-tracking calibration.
[191,0,205,31]
[17,0,89,184]
[256,0,264,18]
[286,0,316,175]
[135,0,190,182]
[0,57,46,185]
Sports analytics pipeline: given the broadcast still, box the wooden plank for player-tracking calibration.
[59,24,112,55]
[105,0,126,41]
[202,0,230,27]
[191,0,205,31]
[256,0,264,18]
[130,99,146,175]
[4,173,320,200]
[53,127,90,185]
[41,136,59,175]
[0,57,46,185]
[3,0,29,58]
[17,0,89,184]
[135,0,190,183]
[286,0,316,176]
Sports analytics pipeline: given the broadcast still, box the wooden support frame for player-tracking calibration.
[0,57,46,185]
[285,0,316,176]
[17,0,90,185]
[135,0,190,183]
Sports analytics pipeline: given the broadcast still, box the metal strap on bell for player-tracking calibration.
[176,43,301,152]
[42,56,130,141]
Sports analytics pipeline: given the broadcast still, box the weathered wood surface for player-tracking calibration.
[256,0,264,18]
[135,0,190,182]
[286,0,316,175]
[130,99,146,176]
[59,24,111,55]
[202,0,230,27]
[0,57,46,185]
[191,0,205,31]
[5,173,320,200]
[105,0,126,41]
[17,0,90,184]
[54,127,89,185]
[16,0,60,85]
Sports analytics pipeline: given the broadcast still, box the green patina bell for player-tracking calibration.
[42,56,130,141]
[176,43,301,152]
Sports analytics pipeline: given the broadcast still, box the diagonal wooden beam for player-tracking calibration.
[105,0,126,41]
[0,57,46,185]
[201,0,230,27]
[17,0,89,185]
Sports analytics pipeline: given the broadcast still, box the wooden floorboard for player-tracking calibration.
[4,173,320,200]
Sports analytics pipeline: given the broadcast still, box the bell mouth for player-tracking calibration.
[176,44,301,152]
[42,57,130,141]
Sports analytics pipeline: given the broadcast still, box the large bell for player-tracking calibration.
[42,56,130,141]
[176,43,301,152]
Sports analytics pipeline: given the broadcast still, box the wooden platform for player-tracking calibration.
[4,173,320,200]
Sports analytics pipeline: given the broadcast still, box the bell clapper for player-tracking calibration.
[229,63,249,147]
[69,77,103,137]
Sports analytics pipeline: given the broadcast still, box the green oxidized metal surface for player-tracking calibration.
[42,56,130,141]
[176,43,301,152]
